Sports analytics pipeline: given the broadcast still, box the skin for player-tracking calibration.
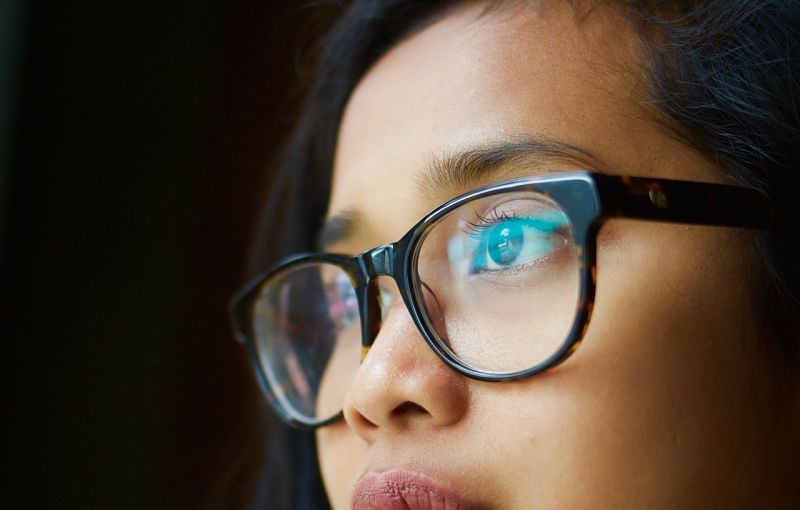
[315,1,799,508]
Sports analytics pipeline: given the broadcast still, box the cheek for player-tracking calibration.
[594,221,756,367]
[581,225,765,498]
[470,223,767,507]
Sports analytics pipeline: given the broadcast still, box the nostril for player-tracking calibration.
[346,405,379,432]
[392,401,428,417]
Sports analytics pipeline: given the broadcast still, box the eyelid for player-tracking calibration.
[478,194,561,214]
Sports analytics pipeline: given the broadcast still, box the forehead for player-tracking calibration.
[327,1,706,249]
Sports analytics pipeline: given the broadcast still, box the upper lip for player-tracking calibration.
[351,469,486,510]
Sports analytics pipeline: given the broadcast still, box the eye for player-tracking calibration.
[464,207,570,274]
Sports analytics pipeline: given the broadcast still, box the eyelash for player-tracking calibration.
[463,208,516,239]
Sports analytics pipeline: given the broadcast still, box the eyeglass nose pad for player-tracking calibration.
[378,285,393,321]
[359,280,383,362]
[419,280,448,346]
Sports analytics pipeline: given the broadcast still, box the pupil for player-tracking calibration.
[488,222,523,265]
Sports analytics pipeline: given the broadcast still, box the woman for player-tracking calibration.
[231,1,800,508]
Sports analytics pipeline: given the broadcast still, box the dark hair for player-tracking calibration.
[246,1,800,508]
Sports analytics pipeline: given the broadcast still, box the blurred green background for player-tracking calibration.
[2,1,333,508]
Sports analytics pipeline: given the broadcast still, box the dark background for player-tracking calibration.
[2,1,336,508]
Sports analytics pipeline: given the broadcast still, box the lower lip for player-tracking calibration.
[351,469,481,510]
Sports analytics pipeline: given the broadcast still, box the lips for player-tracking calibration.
[351,469,483,510]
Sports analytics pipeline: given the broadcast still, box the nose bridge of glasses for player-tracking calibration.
[356,243,400,358]
[359,243,396,280]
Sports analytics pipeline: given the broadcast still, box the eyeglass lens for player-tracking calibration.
[416,190,580,374]
[252,262,361,422]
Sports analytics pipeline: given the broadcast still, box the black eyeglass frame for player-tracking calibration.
[229,171,773,429]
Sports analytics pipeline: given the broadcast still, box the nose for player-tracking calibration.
[342,278,470,444]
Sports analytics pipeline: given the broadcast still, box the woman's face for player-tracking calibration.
[316,2,796,509]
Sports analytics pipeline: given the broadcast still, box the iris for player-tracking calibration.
[488,221,524,265]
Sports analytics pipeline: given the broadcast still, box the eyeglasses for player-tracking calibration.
[229,171,772,429]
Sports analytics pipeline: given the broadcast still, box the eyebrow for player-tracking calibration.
[317,135,606,250]
[317,210,360,252]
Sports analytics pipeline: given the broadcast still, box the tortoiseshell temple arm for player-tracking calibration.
[594,174,774,229]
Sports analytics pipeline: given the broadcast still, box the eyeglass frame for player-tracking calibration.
[229,171,773,429]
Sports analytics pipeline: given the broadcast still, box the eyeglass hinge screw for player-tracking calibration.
[649,188,669,209]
